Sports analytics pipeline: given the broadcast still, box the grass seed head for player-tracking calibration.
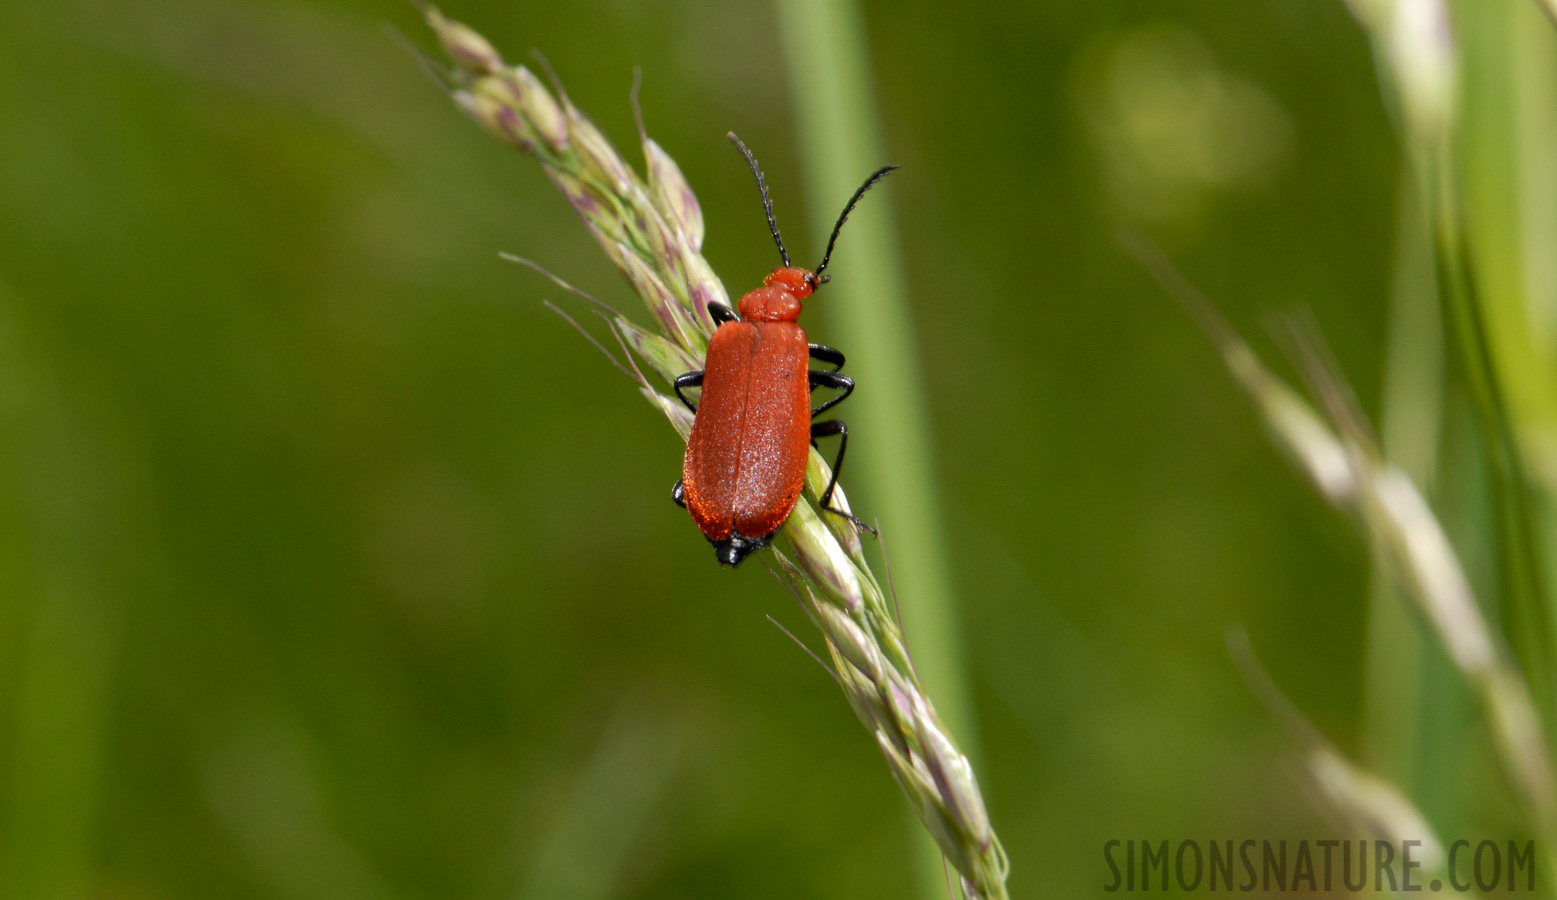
[467,77,538,150]
[616,248,705,354]
[1309,747,1444,869]
[816,602,883,683]
[671,240,728,332]
[1363,466,1492,674]
[1385,0,1457,144]
[426,7,503,75]
[915,704,993,849]
[1145,243,1557,863]
[780,502,864,613]
[644,138,705,251]
[566,107,639,197]
[1229,348,1358,507]
[421,13,1010,896]
[613,318,701,385]
[512,66,569,152]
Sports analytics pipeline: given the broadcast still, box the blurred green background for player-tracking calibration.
[0,0,1549,897]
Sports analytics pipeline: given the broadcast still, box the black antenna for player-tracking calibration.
[728,133,790,267]
[814,164,898,283]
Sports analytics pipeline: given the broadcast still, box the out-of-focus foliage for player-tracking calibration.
[0,0,1532,897]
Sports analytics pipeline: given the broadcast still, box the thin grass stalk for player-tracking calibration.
[1508,4,1557,727]
[1361,169,1441,807]
[1427,156,1556,728]
[1455,0,1557,728]
[414,9,1009,897]
[1347,0,1557,736]
[767,4,974,894]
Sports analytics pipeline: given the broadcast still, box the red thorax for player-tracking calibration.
[736,266,815,322]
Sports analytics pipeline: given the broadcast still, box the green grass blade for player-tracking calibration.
[771,1,981,895]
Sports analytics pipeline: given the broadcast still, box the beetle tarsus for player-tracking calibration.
[671,479,686,508]
[709,303,740,326]
[810,419,874,535]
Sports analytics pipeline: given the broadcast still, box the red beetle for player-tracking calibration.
[671,134,895,566]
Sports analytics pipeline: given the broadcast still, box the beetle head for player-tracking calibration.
[764,266,816,300]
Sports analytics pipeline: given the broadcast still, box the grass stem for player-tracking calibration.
[771,2,979,896]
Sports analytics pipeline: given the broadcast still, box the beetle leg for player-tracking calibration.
[807,370,854,418]
[807,342,845,372]
[673,371,704,413]
[709,303,740,326]
[810,419,876,536]
[671,479,686,508]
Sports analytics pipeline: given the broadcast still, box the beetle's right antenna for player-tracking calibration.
[728,133,790,267]
[814,164,898,283]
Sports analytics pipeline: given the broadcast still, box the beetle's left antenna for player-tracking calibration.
[728,133,790,267]
[814,164,898,283]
